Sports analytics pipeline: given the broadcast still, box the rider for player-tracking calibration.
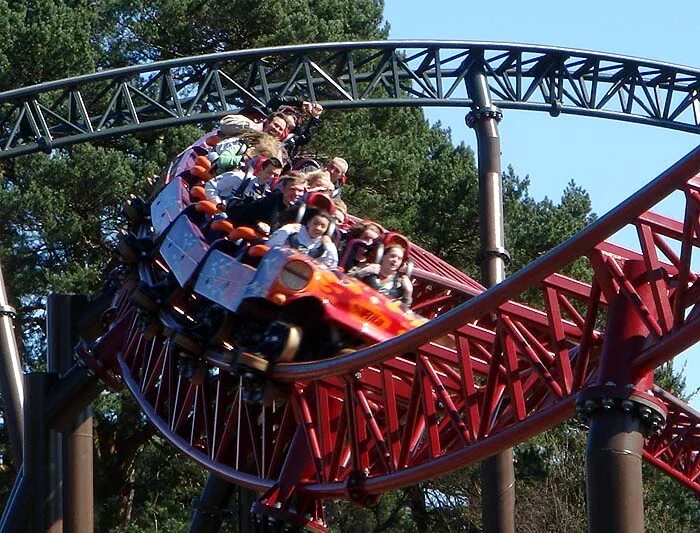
[325,157,348,198]
[339,220,383,271]
[350,244,413,311]
[306,170,335,197]
[205,156,283,208]
[265,208,338,268]
[228,173,307,236]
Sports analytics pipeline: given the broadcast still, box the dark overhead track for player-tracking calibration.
[1,40,700,158]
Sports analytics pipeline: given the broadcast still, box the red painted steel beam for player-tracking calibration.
[644,386,700,493]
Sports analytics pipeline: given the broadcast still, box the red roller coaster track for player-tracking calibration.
[81,139,700,529]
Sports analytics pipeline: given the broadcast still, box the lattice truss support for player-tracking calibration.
[646,386,700,493]
[78,141,700,511]
[3,41,700,158]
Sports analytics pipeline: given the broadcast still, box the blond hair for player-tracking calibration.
[306,170,333,190]
[278,171,308,187]
[236,131,281,159]
[333,198,348,214]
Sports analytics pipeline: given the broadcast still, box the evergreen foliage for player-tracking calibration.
[0,1,697,531]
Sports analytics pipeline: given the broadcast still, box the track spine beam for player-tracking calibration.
[3,41,700,158]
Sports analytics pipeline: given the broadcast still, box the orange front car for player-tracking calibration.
[249,247,425,345]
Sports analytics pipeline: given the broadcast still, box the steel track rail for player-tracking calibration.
[2,40,700,158]
[270,144,700,381]
[85,140,700,499]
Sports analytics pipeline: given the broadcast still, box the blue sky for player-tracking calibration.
[383,0,700,404]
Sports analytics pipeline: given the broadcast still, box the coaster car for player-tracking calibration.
[128,132,424,401]
[147,197,424,399]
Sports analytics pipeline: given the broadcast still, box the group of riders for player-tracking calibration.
[187,100,413,312]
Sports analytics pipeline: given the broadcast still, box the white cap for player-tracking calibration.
[219,114,262,136]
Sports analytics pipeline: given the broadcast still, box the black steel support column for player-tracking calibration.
[24,372,55,532]
[0,261,24,466]
[47,294,94,533]
[63,412,93,533]
[45,364,103,431]
[586,415,644,532]
[189,474,236,532]
[466,62,515,533]
[578,261,666,533]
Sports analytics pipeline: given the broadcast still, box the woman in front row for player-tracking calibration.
[265,208,339,268]
[350,244,413,311]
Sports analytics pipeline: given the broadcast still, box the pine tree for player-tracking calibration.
[1,2,697,531]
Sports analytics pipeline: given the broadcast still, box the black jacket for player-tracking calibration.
[228,191,300,232]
